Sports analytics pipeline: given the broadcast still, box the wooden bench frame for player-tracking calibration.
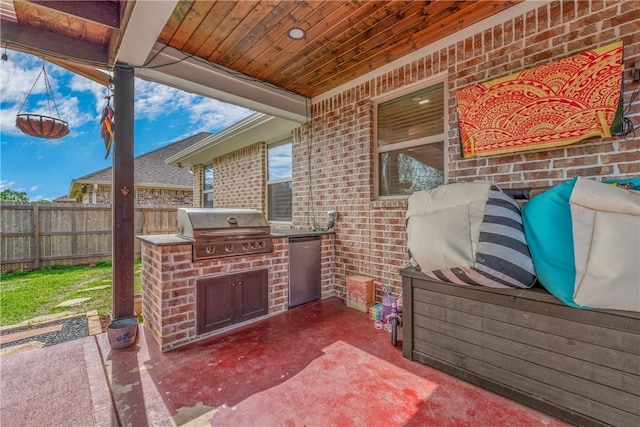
[401,267,640,426]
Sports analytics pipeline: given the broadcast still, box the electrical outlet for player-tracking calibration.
[327,210,338,219]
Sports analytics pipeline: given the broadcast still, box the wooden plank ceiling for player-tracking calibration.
[158,1,519,98]
[1,0,520,99]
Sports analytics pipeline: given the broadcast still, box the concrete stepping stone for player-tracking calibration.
[55,298,91,308]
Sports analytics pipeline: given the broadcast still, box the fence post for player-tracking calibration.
[33,203,40,269]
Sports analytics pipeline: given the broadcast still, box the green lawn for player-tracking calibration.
[0,260,143,326]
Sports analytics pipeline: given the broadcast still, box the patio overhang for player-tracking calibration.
[0,0,527,324]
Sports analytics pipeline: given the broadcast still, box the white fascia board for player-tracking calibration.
[115,0,179,66]
[313,0,552,103]
[136,43,310,123]
[166,113,298,166]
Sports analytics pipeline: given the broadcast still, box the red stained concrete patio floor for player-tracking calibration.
[2,297,569,426]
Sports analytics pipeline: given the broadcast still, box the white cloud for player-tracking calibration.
[134,79,193,120]
[0,105,21,137]
[0,179,17,189]
[134,78,253,132]
[69,74,106,115]
[188,97,253,129]
[30,185,39,191]
[0,52,43,105]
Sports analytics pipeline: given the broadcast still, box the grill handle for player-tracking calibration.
[227,217,238,225]
[198,228,269,237]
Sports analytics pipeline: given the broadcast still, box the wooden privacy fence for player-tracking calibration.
[0,202,179,272]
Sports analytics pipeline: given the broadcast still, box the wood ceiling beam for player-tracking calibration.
[24,0,119,29]
[47,57,110,86]
[0,19,108,65]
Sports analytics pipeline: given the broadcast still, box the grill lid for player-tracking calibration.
[177,208,270,239]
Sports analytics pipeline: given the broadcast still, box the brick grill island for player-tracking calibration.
[138,233,335,352]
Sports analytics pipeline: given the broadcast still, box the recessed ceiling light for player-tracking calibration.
[288,27,305,40]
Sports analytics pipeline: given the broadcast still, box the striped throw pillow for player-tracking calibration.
[419,187,537,289]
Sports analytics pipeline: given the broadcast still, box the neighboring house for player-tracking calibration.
[68,132,211,207]
[165,113,298,220]
[167,2,639,296]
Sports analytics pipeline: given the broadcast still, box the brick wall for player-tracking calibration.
[136,188,192,207]
[140,233,335,351]
[294,0,639,299]
[192,164,203,208]
[81,185,111,205]
[213,142,266,211]
[81,184,193,207]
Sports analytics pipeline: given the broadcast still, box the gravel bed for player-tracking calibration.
[0,317,89,349]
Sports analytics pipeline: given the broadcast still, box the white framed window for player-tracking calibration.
[375,80,446,198]
[202,164,214,207]
[267,139,292,222]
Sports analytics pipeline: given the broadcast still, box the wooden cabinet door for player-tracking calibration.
[197,275,234,334]
[197,268,268,334]
[238,269,268,322]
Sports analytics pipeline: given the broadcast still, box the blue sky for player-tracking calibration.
[0,50,254,201]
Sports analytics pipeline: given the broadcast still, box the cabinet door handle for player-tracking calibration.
[232,282,236,287]
[238,281,243,286]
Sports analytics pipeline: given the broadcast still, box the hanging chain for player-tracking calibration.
[16,63,45,115]
[42,61,62,119]
[16,60,63,119]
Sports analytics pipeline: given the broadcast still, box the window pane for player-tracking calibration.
[379,143,444,196]
[378,83,445,147]
[268,181,292,221]
[203,165,213,191]
[203,192,213,208]
[268,142,292,180]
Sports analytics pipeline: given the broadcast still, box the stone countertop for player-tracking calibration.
[138,229,333,246]
[137,234,192,246]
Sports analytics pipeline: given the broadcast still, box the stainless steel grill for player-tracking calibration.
[177,208,273,260]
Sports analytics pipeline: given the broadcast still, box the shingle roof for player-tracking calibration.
[74,132,211,188]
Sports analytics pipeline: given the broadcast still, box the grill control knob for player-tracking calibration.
[225,244,233,252]
[251,241,258,249]
[206,246,215,254]
[242,242,250,250]
[258,241,266,248]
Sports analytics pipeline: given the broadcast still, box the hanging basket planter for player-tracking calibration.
[15,61,70,139]
[15,113,69,139]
